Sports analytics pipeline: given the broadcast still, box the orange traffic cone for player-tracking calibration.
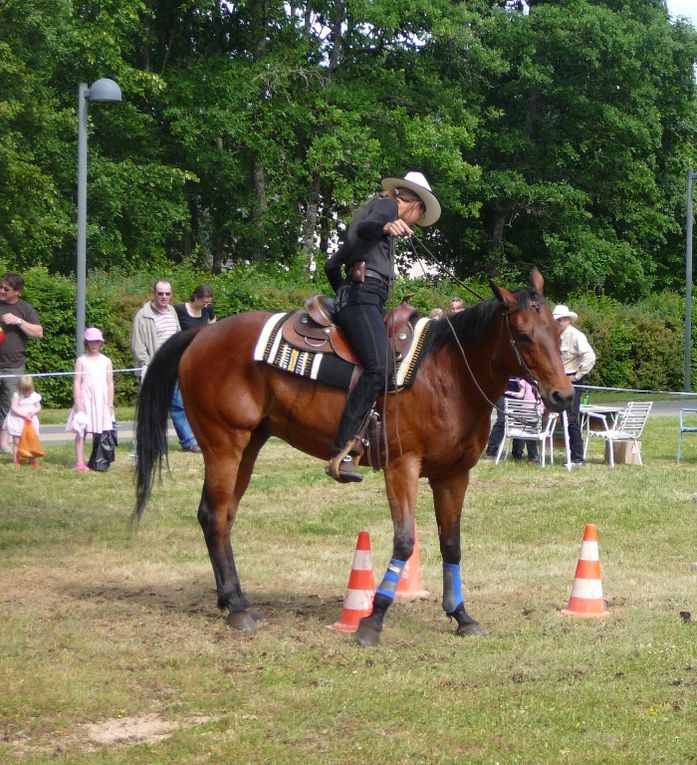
[396,528,430,600]
[328,530,376,632]
[561,523,610,619]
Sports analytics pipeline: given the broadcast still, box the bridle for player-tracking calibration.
[502,302,541,391]
[439,298,544,414]
[405,234,544,412]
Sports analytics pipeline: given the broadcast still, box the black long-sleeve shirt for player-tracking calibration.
[324,196,398,292]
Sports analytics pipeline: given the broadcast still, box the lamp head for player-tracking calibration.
[86,78,122,103]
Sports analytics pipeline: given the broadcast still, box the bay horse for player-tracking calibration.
[133,269,573,646]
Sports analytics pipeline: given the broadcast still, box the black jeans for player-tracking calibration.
[568,376,585,462]
[485,396,506,456]
[332,280,392,453]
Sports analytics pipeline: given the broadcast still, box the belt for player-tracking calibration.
[364,269,390,286]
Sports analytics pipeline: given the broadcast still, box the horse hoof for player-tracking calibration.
[455,621,487,637]
[226,611,257,633]
[356,619,382,647]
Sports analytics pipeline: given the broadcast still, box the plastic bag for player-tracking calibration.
[87,429,117,472]
[71,410,88,437]
[18,420,45,459]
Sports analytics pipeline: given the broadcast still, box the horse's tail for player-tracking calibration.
[131,329,199,524]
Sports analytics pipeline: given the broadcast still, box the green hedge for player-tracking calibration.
[4,261,693,407]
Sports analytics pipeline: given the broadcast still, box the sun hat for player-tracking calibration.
[381,171,441,227]
[84,327,105,343]
[552,304,578,322]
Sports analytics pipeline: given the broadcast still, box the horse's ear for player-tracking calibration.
[490,280,517,312]
[530,268,544,296]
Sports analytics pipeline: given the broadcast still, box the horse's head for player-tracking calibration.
[490,269,574,413]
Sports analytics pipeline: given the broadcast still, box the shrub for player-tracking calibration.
[8,264,693,407]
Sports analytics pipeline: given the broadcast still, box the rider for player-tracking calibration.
[324,171,441,483]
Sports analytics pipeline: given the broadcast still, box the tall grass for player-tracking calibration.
[1,417,696,763]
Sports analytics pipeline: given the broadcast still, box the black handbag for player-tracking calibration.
[87,429,117,472]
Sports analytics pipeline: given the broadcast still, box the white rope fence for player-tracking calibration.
[0,368,143,380]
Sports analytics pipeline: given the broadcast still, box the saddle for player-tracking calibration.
[281,294,420,366]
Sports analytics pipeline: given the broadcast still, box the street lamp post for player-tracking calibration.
[76,78,122,357]
[684,169,697,391]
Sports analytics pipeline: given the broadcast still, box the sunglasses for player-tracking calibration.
[156,291,172,296]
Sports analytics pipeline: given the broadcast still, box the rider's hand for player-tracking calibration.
[383,220,414,237]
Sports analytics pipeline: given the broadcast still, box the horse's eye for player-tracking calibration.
[518,333,532,344]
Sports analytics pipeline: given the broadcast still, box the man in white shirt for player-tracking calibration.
[553,304,596,465]
[131,280,200,452]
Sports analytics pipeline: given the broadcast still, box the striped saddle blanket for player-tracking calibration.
[253,311,434,391]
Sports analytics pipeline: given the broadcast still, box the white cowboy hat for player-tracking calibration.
[552,304,578,321]
[381,171,441,227]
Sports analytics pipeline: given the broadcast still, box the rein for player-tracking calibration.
[406,235,540,414]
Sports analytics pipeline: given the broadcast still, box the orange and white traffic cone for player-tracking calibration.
[561,523,610,619]
[396,528,430,600]
[328,530,376,632]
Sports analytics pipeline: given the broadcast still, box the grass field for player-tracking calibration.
[1,416,697,764]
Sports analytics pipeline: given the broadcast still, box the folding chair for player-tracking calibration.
[584,401,653,467]
[494,399,557,467]
[676,408,697,463]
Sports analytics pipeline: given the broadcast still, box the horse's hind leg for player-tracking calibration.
[198,428,267,633]
[430,473,486,637]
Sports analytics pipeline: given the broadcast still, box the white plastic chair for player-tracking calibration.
[584,401,653,467]
[495,399,558,467]
[676,408,697,463]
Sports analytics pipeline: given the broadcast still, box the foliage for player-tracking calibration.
[0,0,694,300]
[462,0,697,300]
[7,266,696,408]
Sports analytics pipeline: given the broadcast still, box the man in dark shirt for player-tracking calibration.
[0,273,43,452]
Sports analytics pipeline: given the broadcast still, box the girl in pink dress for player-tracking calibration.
[3,375,41,466]
[66,327,114,471]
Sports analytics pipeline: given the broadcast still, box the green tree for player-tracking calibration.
[459,0,697,300]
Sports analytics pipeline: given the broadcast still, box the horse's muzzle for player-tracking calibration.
[545,388,575,413]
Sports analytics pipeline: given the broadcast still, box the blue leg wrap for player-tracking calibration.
[442,563,464,613]
[376,558,406,602]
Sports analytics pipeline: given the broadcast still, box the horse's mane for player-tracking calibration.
[424,286,543,357]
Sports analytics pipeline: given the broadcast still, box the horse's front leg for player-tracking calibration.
[356,455,420,647]
[430,472,486,637]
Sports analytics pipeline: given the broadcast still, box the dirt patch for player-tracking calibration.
[80,713,214,746]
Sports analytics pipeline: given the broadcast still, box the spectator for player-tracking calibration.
[552,304,596,465]
[175,284,217,330]
[429,307,445,320]
[449,297,464,314]
[3,375,41,467]
[66,327,115,472]
[132,280,200,453]
[506,377,540,463]
[0,273,43,453]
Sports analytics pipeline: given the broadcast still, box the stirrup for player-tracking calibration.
[325,438,364,483]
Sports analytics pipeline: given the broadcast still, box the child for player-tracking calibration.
[3,375,42,467]
[66,327,114,472]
